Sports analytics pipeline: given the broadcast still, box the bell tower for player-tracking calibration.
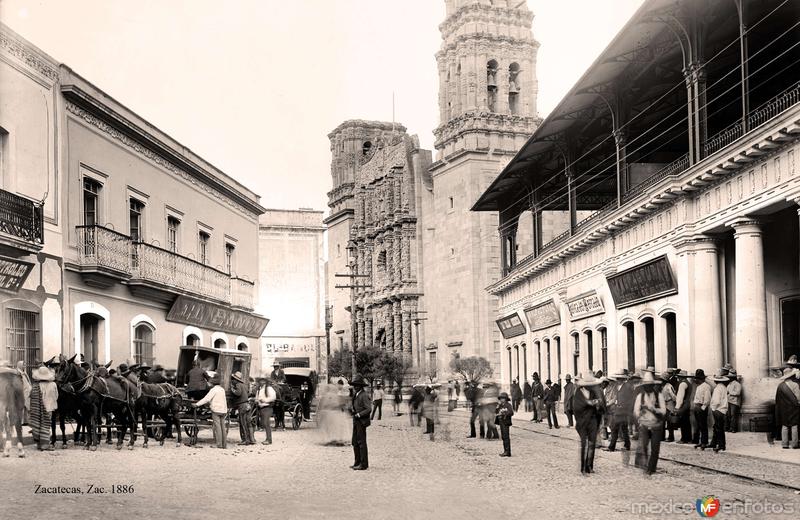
[420,0,540,378]
[435,0,539,158]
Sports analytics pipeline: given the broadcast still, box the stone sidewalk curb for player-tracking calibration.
[446,407,800,491]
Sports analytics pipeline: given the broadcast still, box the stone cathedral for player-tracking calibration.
[326,0,540,379]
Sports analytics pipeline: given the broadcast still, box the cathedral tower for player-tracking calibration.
[419,0,539,376]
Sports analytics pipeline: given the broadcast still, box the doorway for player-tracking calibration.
[80,313,102,364]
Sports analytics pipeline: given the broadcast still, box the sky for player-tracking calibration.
[0,0,645,213]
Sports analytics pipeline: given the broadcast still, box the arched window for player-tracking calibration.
[508,62,520,114]
[214,338,226,349]
[663,312,677,368]
[571,332,580,377]
[487,59,498,112]
[623,321,635,372]
[186,334,200,347]
[598,327,608,376]
[584,330,594,373]
[133,323,155,365]
[641,316,655,368]
[237,343,248,352]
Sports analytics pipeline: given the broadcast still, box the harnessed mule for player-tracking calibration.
[58,361,138,450]
[134,380,183,448]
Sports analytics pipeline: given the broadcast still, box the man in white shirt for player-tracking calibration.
[371,382,385,421]
[193,374,228,448]
[256,376,277,445]
[709,370,729,452]
[692,369,712,449]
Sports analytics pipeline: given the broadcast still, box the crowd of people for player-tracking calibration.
[458,355,800,476]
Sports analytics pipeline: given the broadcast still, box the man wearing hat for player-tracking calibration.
[270,362,286,384]
[633,370,667,474]
[230,371,254,445]
[573,373,605,475]
[255,375,277,445]
[370,381,384,421]
[661,369,677,442]
[775,356,800,449]
[725,369,742,433]
[673,370,693,443]
[562,374,575,428]
[350,375,372,470]
[709,369,730,452]
[542,379,559,429]
[605,371,633,452]
[146,364,167,384]
[692,369,712,449]
[530,372,543,422]
[193,373,228,448]
[495,391,514,456]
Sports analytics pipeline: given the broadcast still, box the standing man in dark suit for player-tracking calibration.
[350,376,372,470]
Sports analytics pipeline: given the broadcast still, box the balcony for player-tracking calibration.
[231,276,255,310]
[0,188,44,254]
[497,82,800,293]
[75,225,255,309]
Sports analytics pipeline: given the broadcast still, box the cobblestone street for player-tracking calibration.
[4,409,799,519]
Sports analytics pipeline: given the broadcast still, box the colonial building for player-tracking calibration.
[325,0,541,379]
[473,0,800,427]
[1,24,268,371]
[258,208,325,375]
[0,25,63,371]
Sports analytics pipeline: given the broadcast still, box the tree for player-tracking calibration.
[354,346,385,385]
[375,352,413,388]
[450,356,493,384]
[327,347,353,382]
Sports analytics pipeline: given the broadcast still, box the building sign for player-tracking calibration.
[524,299,561,332]
[606,255,678,309]
[565,291,605,321]
[167,295,269,337]
[263,341,317,354]
[496,313,526,339]
[0,256,34,293]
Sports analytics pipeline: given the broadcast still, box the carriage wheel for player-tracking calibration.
[292,404,303,430]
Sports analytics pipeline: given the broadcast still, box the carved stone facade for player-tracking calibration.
[326,1,540,380]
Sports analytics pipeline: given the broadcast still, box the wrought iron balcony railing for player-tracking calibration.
[76,225,255,307]
[131,241,232,304]
[76,225,133,275]
[0,188,44,247]
[504,82,800,278]
[231,277,255,310]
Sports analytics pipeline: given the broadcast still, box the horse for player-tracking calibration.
[133,377,183,448]
[56,359,138,450]
[49,355,93,448]
[0,367,25,458]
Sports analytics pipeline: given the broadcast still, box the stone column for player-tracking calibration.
[728,218,768,383]
[394,229,403,284]
[356,309,365,351]
[402,302,413,357]
[393,302,403,354]
[385,306,394,353]
[364,309,373,349]
[691,237,724,371]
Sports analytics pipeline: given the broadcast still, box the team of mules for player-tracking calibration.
[0,354,184,455]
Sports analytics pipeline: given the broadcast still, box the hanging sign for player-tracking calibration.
[565,291,605,321]
[167,295,269,337]
[523,299,561,332]
[606,255,678,308]
[0,256,34,293]
[496,312,526,339]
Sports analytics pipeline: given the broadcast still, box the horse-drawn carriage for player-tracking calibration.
[271,367,317,431]
[167,345,257,445]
